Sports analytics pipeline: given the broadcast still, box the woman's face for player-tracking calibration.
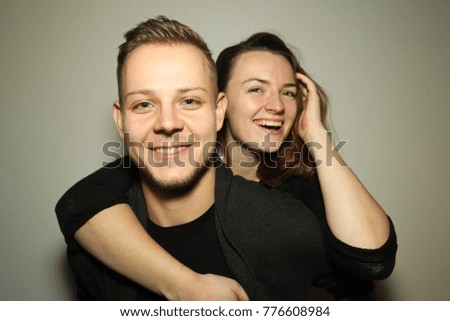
[224,51,298,153]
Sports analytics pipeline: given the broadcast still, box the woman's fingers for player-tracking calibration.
[295,73,324,141]
[296,73,317,93]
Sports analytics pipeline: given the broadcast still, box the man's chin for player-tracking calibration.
[139,165,209,194]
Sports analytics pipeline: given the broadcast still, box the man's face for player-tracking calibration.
[114,43,224,191]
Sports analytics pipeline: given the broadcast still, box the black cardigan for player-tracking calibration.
[55,157,397,300]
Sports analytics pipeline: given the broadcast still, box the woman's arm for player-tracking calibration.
[75,204,248,300]
[56,157,248,300]
[296,73,391,249]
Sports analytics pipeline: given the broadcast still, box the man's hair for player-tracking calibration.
[116,16,217,104]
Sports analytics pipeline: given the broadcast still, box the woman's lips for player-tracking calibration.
[254,119,284,134]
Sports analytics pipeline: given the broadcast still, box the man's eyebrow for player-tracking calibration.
[124,89,153,100]
[124,87,209,100]
[243,78,297,88]
[177,87,209,94]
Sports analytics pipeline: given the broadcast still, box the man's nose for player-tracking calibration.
[265,93,285,114]
[153,105,184,135]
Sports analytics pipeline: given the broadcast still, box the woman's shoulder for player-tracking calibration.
[277,173,322,199]
[215,166,316,222]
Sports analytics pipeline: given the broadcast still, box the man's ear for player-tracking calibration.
[215,92,227,132]
[113,100,125,139]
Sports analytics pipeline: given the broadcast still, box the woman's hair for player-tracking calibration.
[216,32,329,186]
[116,15,217,104]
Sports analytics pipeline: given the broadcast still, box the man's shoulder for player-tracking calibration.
[55,156,137,241]
[127,179,149,227]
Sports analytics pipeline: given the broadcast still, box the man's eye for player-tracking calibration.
[182,98,201,108]
[132,101,153,113]
[249,87,263,93]
[137,102,150,109]
[184,99,196,105]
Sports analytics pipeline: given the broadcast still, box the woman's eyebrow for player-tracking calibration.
[243,78,269,85]
[284,83,297,88]
[243,78,297,88]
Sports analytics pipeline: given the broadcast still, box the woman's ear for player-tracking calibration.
[113,100,125,139]
[215,92,228,131]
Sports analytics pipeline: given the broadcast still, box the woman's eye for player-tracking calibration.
[283,91,297,98]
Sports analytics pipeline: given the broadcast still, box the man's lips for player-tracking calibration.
[148,143,193,156]
[152,145,189,154]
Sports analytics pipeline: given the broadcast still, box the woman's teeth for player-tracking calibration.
[254,119,282,130]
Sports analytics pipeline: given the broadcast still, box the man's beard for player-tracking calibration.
[139,160,211,196]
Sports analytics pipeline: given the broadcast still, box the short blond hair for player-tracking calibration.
[116,16,217,103]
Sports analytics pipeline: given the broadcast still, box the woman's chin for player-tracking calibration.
[258,144,282,155]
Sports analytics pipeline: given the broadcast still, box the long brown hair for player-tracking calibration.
[216,32,328,187]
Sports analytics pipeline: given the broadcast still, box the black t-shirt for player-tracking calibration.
[146,204,233,278]
[70,189,233,300]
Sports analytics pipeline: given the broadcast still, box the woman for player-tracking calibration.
[56,33,396,300]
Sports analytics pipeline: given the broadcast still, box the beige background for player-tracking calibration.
[1,0,449,300]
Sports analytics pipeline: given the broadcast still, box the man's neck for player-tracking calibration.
[139,168,215,227]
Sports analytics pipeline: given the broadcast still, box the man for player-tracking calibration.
[56,16,396,300]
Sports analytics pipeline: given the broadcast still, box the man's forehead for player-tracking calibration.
[123,87,210,102]
[119,43,217,101]
[125,43,208,68]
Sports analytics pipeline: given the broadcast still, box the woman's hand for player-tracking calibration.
[295,73,327,144]
[173,273,249,301]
